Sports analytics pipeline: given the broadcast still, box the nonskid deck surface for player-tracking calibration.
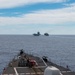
[15,67,45,75]
[2,52,75,75]
[2,67,45,75]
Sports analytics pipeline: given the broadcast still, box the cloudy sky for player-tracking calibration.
[0,0,75,35]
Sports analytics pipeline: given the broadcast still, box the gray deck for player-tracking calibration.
[2,53,75,75]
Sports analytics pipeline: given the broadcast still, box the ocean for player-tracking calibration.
[0,35,75,74]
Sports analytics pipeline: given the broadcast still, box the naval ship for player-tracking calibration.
[2,49,75,75]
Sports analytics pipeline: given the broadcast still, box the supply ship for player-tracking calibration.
[2,49,75,75]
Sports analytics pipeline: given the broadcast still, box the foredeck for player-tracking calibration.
[2,53,75,75]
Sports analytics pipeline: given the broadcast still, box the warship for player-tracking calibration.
[33,32,41,36]
[44,33,49,36]
[2,49,75,75]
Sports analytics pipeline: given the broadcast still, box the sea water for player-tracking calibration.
[0,35,75,74]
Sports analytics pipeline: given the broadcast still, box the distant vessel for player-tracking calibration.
[33,32,41,36]
[44,33,49,36]
[2,49,75,75]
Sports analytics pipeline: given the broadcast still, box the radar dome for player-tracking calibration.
[44,66,62,75]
